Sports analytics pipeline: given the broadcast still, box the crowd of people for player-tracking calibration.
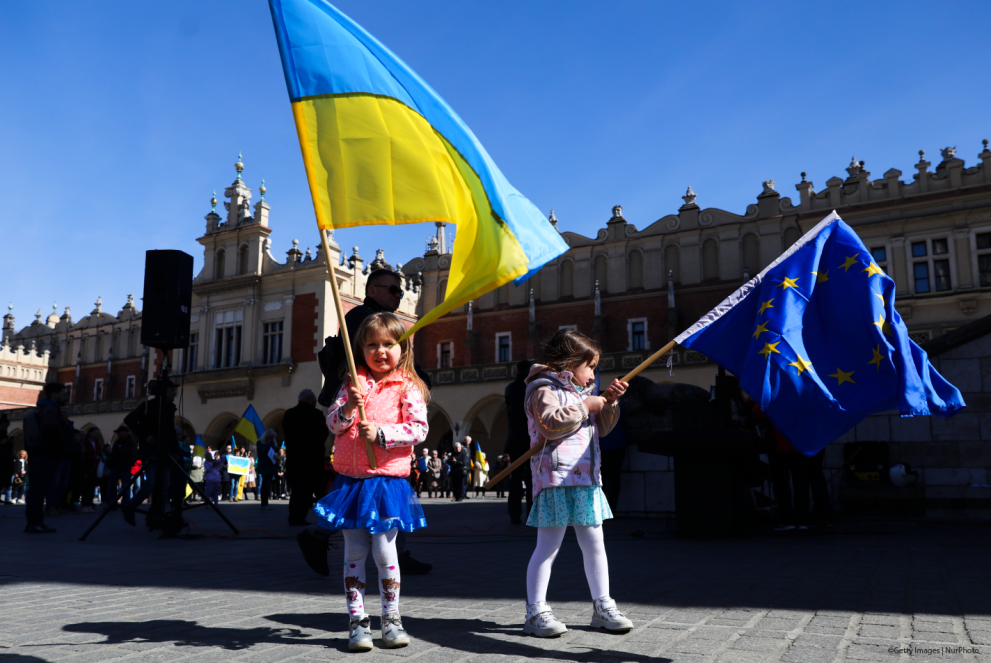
[406,441,511,501]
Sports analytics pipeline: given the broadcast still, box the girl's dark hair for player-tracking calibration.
[543,329,600,373]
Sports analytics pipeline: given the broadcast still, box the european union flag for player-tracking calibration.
[675,211,966,455]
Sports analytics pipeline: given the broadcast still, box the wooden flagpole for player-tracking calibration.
[483,339,677,490]
[320,229,377,469]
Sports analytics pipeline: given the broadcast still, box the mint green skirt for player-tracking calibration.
[527,485,613,528]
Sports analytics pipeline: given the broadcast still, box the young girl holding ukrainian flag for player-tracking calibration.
[315,312,429,651]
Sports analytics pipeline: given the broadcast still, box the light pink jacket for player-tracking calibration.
[524,364,620,499]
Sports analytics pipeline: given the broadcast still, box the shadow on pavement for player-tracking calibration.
[61,619,334,651]
[54,615,670,662]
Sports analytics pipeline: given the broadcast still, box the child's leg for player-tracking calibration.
[573,524,609,600]
[525,526,567,604]
[370,529,400,614]
[343,529,372,618]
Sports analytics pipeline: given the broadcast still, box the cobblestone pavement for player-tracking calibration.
[0,495,989,663]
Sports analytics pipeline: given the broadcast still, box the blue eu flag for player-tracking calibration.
[675,211,966,455]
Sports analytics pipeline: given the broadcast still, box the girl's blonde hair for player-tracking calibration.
[351,312,431,404]
[542,329,600,374]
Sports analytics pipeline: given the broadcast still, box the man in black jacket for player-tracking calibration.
[24,382,67,533]
[283,388,329,525]
[505,360,533,524]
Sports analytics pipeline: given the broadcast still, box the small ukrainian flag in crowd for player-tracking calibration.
[193,435,207,459]
[676,211,966,455]
[233,405,266,446]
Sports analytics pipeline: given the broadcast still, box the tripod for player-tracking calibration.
[80,357,239,541]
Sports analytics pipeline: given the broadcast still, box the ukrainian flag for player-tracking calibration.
[268,0,569,335]
[233,405,266,446]
[193,435,207,459]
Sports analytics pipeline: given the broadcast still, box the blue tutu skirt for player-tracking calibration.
[315,475,427,534]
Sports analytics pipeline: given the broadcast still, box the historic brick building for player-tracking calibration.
[406,142,991,517]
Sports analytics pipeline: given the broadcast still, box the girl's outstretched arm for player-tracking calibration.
[376,385,429,449]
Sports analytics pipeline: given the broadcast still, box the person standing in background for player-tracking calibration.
[283,389,329,526]
[505,360,534,525]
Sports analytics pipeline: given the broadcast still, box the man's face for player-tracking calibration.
[224,445,231,454]
[454,443,461,451]
[54,390,68,406]
[366,275,403,312]
[303,394,317,407]
[422,448,429,456]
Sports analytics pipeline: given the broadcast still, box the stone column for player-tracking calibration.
[953,228,974,289]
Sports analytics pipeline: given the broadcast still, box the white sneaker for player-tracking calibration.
[523,601,567,637]
[590,597,633,632]
[348,615,373,652]
[380,612,410,648]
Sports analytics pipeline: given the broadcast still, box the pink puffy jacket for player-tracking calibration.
[328,367,429,479]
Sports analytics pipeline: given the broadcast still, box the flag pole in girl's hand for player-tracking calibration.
[483,339,676,490]
[320,229,376,469]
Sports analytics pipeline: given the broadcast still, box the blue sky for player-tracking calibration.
[2,1,989,326]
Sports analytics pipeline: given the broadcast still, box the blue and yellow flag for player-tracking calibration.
[268,0,568,336]
[676,211,966,455]
[233,405,266,446]
[193,435,207,459]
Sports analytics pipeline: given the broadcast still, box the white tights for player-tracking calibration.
[342,529,401,618]
[526,525,609,604]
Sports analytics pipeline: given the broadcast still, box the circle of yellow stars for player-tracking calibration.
[753,252,890,386]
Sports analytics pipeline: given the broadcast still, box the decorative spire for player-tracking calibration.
[548,209,558,229]
[235,152,244,180]
[800,172,807,183]
[918,149,926,163]
[34,309,42,323]
[210,190,217,213]
[682,187,697,206]
[940,147,957,161]
[93,296,103,314]
[259,178,266,201]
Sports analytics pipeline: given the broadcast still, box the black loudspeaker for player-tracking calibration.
[141,250,194,350]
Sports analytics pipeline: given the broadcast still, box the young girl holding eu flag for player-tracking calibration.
[315,312,429,652]
[522,329,633,637]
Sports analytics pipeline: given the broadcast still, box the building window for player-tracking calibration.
[213,310,243,368]
[437,342,453,369]
[214,248,226,280]
[593,255,608,292]
[262,321,284,364]
[628,251,643,290]
[665,244,681,282]
[125,376,136,398]
[496,333,512,363]
[65,383,73,404]
[870,246,888,273]
[911,238,951,294]
[182,333,198,373]
[976,232,991,287]
[560,261,574,298]
[94,378,104,402]
[702,239,719,280]
[237,244,250,275]
[741,234,759,277]
[627,318,649,351]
